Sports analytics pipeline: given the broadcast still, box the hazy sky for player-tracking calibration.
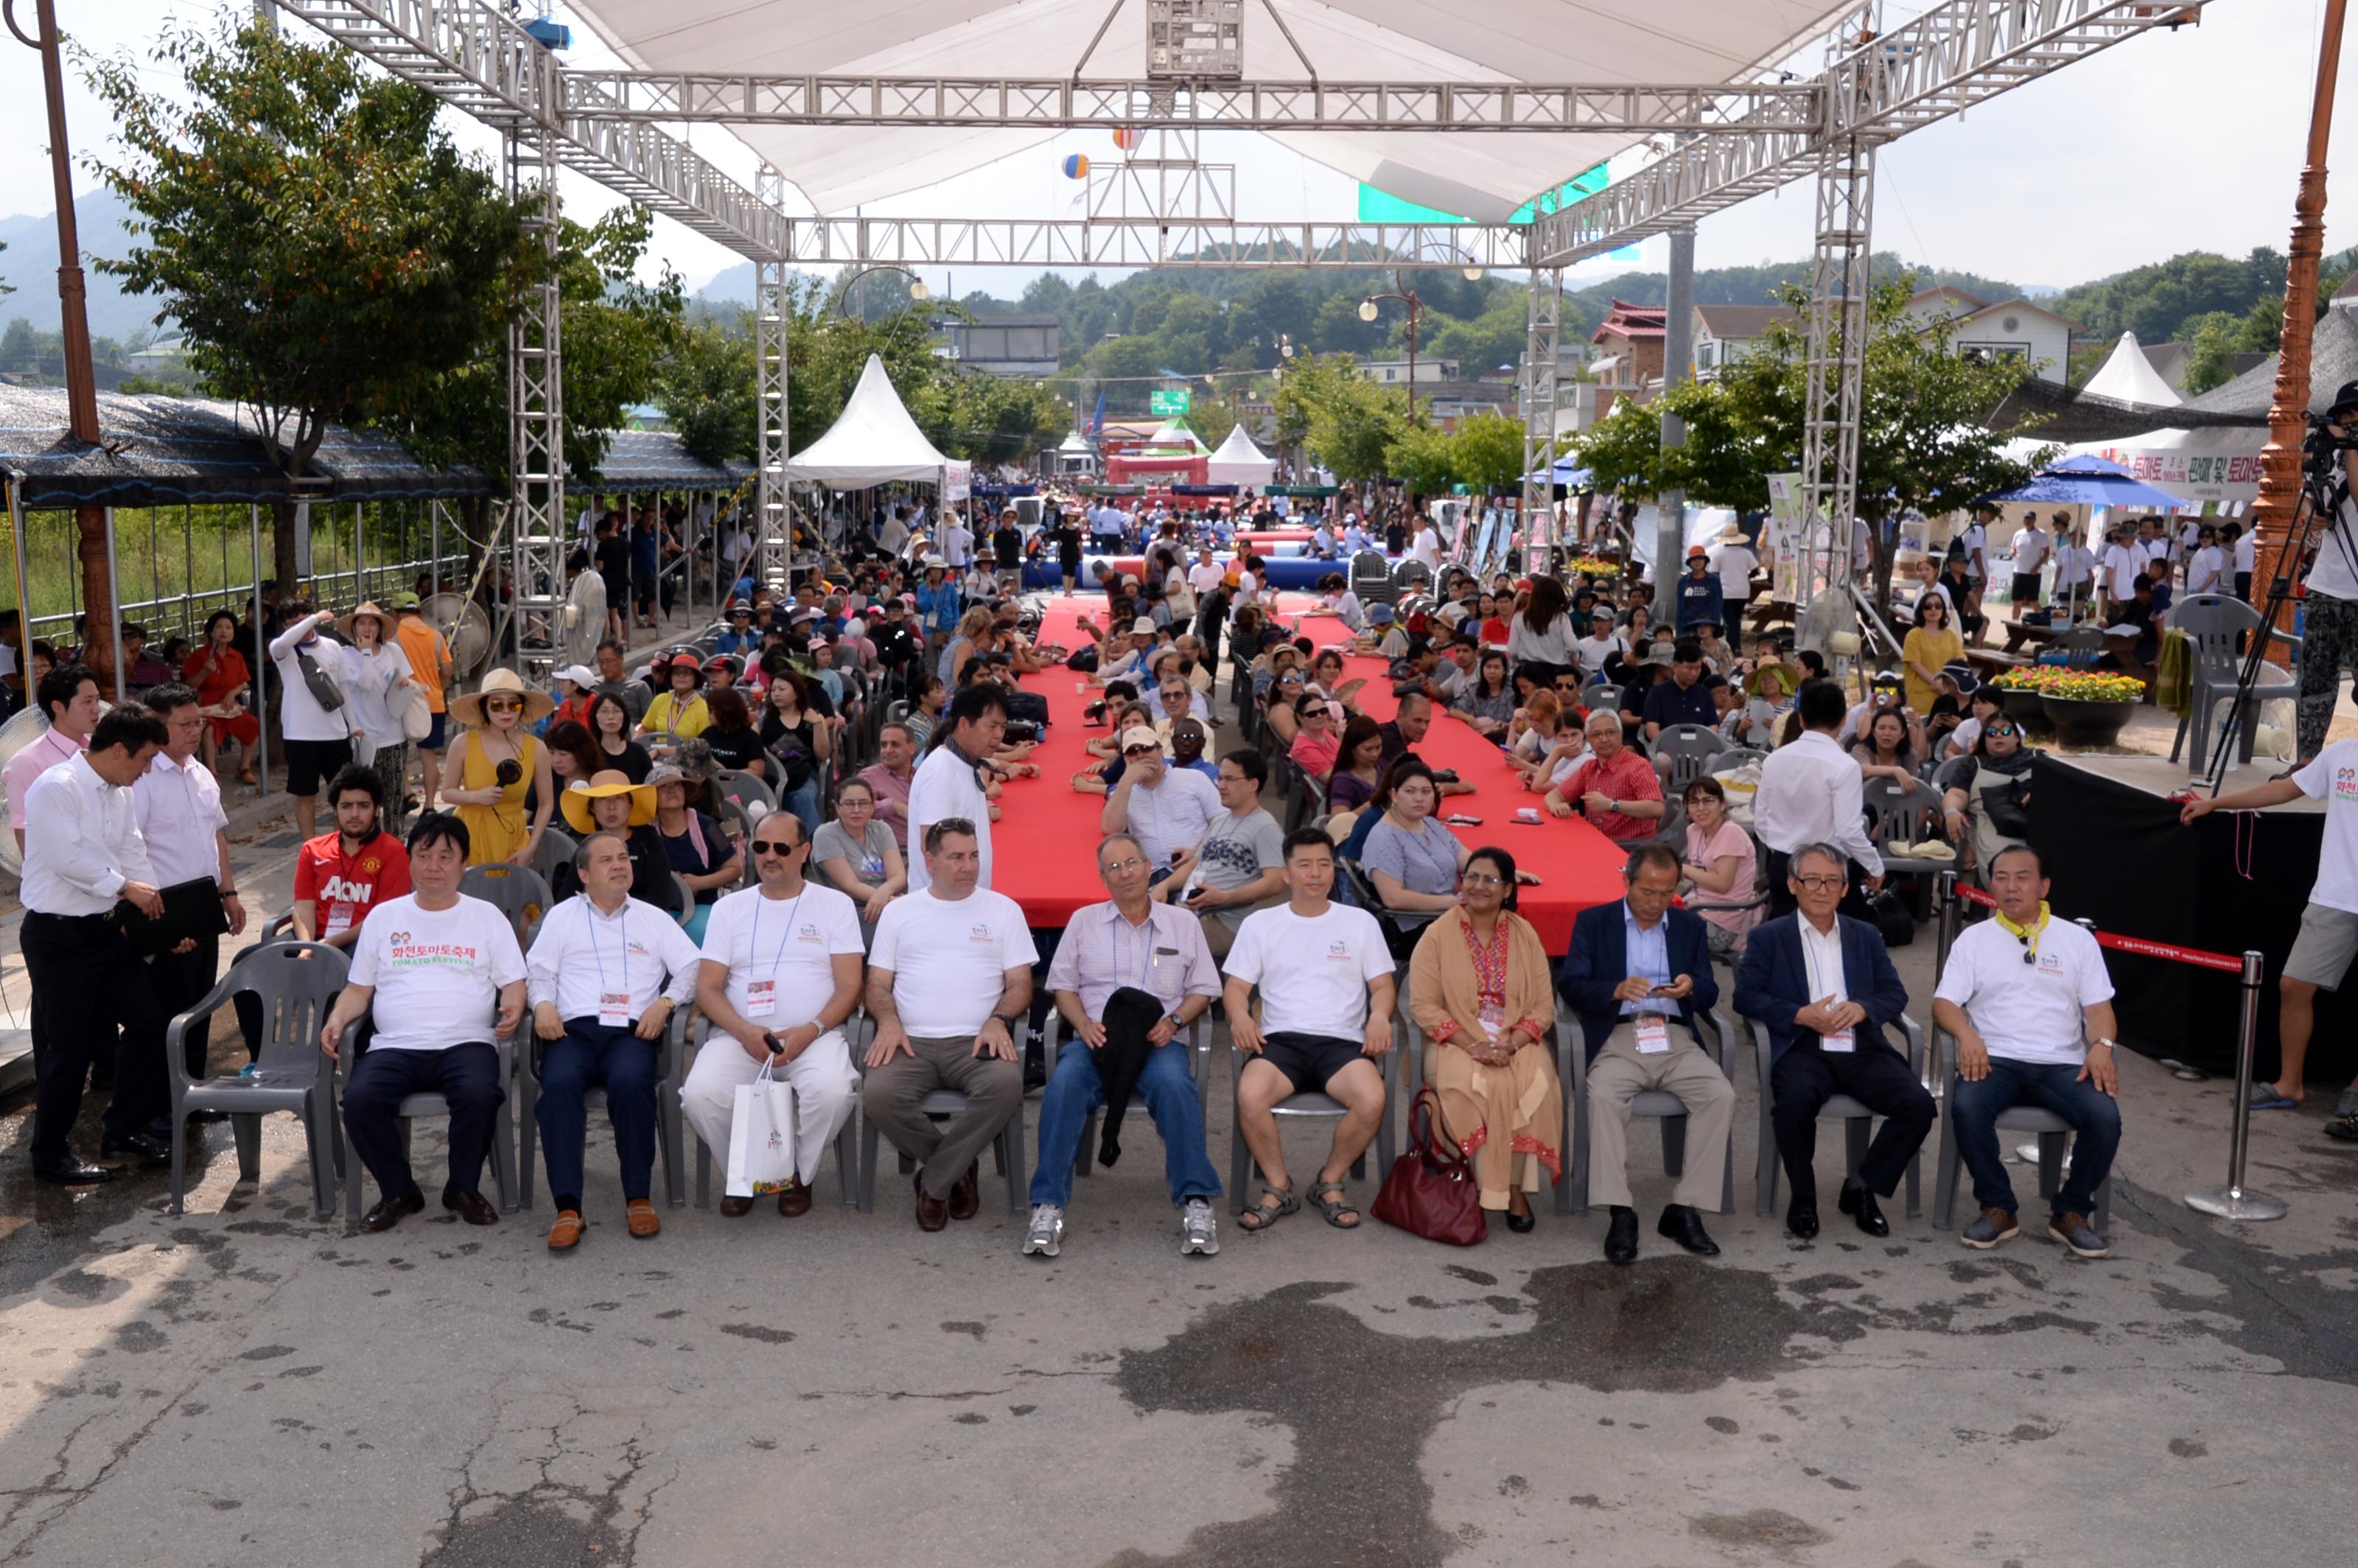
[0,0,2342,298]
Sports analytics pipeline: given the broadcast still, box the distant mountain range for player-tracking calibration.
[0,189,172,344]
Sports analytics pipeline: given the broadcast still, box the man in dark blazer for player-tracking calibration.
[1735,841,1935,1240]
[1559,843,1733,1265]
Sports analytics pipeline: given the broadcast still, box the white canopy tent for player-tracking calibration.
[2080,332,2183,409]
[1205,424,1277,488]
[561,1,1861,218]
[783,354,954,486]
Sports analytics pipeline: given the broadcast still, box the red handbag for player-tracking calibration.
[1372,1088,1488,1247]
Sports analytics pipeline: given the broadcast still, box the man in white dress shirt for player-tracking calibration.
[906,685,1006,892]
[1752,680,1883,920]
[682,812,865,1217]
[524,831,705,1249]
[20,704,172,1184]
[132,684,247,1082]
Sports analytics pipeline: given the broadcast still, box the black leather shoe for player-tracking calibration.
[33,1158,116,1186]
[98,1132,169,1166]
[360,1189,425,1233]
[1504,1208,1536,1234]
[1603,1205,1640,1264]
[1785,1199,1820,1240]
[1839,1179,1889,1238]
[441,1186,500,1226]
[1656,1203,1721,1256]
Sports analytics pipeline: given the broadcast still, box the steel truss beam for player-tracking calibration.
[777,217,1527,270]
[1796,137,1875,608]
[506,126,566,679]
[1530,0,2214,265]
[1519,272,1564,574]
[754,172,794,593]
[560,73,1822,134]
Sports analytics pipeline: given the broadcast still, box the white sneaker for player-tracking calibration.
[1181,1198,1219,1256]
[1021,1204,1064,1258]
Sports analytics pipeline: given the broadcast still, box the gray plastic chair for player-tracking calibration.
[714,768,778,816]
[528,824,577,889]
[458,862,553,945]
[2166,592,2302,772]
[1038,1012,1214,1180]
[516,1004,688,1211]
[1652,724,1728,792]
[1390,559,1434,598]
[1349,549,1394,607]
[1864,776,1951,879]
[857,1041,1028,1217]
[164,940,354,1217]
[339,1031,522,1225]
[1748,1014,1925,1219]
[690,1013,863,1211]
[1558,1007,1737,1217]
[1226,1007,1400,1216]
[1930,1025,2111,1236]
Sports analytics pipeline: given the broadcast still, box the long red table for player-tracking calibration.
[986,594,1629,952]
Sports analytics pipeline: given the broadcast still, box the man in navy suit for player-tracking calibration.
[1559,843,1734,1264]
[1735,842,1935,1240]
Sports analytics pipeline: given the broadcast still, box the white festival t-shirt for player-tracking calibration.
[1222,902,1392,1041]
[2293,737,2358,914]
[699,881,866,1022]
[869,885,1040,1039]
[348,894,528,1054]
[1933,917,2113,1067]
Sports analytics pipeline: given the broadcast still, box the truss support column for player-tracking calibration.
[507,125,566,677]
[1656,225,1696,589]
[1796,133,1875,628]
[755,164,793,595]
[1518,268,1563,574]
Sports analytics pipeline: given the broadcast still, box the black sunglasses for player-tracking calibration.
[752,836,803,855]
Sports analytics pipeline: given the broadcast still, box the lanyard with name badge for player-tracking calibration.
[745,888,804,1018]
[592,903,632,1026]
[1802,929,1853,1052]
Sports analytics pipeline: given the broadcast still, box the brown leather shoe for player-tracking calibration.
[547,1209,584,1250]
[914,1175,949,1232]
[360,1189,424,1233]
[718,1195,755,1217]
[777,1179,812,1217]
[626,1199,660,1239]
[441,1186,500,1226]
[947,1162,981,1222]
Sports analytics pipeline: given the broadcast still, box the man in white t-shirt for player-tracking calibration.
[683,813,867,1215]
[1572,608,1626,680]
[524,830,705,1248]
[1710,531,1759,612]
[1103,724,1220,866]
[2183,737,2358,1129]
[2184,524,2225,598]
[1958,511,1991,590]
[1220,827,1395,1235]
[1931,844,2121,1258]
[2230,521,2256,599]
[2100,528,2141,615]
[323,815,528,1233]
[906,686,1004,892]
[2007,509,2048,608]
[861,819,1039,1231]
[1407,517,1443,570]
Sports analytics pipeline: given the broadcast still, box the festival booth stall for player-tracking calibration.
[783,354,964,505]
[1204,425,1278,491]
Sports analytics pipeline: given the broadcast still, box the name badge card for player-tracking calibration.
[746,979,777,1018]
[1635,1015,1670,1054]
[599,992,632,1027]
[1821,1028,1855,1054]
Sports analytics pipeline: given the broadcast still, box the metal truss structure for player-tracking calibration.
[505,126,566,678]
[287,0,2217,609]
[1519,273,1564,573]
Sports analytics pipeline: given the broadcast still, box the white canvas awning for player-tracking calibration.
[783,355,954,485]
[1205,425,1276,487]
[2081,332,2183,408]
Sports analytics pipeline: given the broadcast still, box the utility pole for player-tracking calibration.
[7,0,115,690]
[1657,226,1697,598]
[2250,0,2348,669]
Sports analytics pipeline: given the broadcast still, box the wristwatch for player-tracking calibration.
[991,1012,1025,1034]
[2091,1037,2117,1051]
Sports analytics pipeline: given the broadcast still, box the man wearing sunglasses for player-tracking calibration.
[1102,725,1220,877]
[683,813,866,1218]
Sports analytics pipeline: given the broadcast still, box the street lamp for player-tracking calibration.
[1360,285,1428,423]
[833,265,930,320]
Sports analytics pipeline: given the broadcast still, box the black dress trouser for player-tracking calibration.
[1768,1042,1936,1205]
[22,911,167,1168]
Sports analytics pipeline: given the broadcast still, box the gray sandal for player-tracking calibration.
[1312,1181,1361,1229]
[1236,1184,1298,1233]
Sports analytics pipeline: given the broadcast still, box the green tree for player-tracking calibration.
[1384,421,1457,495]
[658,312,757,466]
[1272,353,1404,489]
[85,18,539,589]
[0,317,34,373]
[1449,409,1530,492]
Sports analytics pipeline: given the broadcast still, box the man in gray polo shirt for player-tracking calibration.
[1154,748,1284,958]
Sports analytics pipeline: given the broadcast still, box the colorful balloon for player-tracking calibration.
[1112,127,1144,152]
[1061,153,1090,179]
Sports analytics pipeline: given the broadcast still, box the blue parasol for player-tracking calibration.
[1974,452,2192,511]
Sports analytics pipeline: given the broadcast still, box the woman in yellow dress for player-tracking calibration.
[1901,592,1965,715]
[443,668,556,867]
[1407,844,1564,1231]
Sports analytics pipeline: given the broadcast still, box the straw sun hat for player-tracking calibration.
[337,601,391,642]
[449,667,556,728]
[560,769,657,835]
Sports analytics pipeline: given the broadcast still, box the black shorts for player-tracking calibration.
[1256,1031,1367,1095]
[2010,571,2041,603]
[281,736,354,797]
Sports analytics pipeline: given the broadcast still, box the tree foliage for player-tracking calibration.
[1271,353,1404,484]
[1446,409,1529,492]
[2044,247,2288,346]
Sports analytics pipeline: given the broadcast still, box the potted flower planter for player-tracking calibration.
[2040,695,2136,749]
[1999,686,2054,738]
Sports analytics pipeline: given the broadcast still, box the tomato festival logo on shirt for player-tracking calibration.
[2334,765,2358,804]
[798,923,824,942]
[1326,939,1355,961]
[385,932,483,966]
[969,923,996,942]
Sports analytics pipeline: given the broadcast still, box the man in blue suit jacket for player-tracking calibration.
[1559,843,1733,1265]
[1735,842,1935,1240]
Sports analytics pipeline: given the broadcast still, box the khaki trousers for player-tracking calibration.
[1584,1022,1734,1211]
[859,1035,1022,1200]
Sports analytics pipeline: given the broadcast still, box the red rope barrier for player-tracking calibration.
[1950,882,2247,975]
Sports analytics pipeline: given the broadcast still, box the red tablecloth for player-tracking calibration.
[987,595,1629,951]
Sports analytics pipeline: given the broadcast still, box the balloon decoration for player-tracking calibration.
[1061,153,1091,179]
[1112,126,1144,152]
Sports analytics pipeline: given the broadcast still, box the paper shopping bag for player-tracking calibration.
[725,1062,798,1197]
